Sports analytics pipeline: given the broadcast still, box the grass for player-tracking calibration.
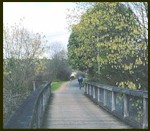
[51,81,66,91]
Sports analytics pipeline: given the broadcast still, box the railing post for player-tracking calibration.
[123,94,129,117]
[143,92,148,128]
[43,93,45,112]
[84,83,86,93]
[32,81,36,91]
[93,86,95,99]
[98,88,100,102]
[91,85,93,97]
[112,91,116,111]
[104,89,107,106]
[89,85,91,96]
[87,84,89,95]
[49,83,51,97]
[91,85,93,96]
[39,100,41,128]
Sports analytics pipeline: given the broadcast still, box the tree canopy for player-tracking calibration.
[68,2,148,90]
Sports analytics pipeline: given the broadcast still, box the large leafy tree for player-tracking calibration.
[68,2,147,90]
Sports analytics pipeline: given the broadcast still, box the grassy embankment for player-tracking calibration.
[51,81,66,91]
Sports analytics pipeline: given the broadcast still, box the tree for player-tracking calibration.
[3,21,47,123]
[66,2,95,30]
[68,2,148,90]
[125,2,148,45]
[45,42,72,81]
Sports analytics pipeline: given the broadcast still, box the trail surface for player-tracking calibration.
[42,80,131,129]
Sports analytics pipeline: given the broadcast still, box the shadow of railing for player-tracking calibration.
[84,82,148,129]
[4,81,51,129]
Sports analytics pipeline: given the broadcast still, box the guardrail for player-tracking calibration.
[84,82,148,129]
[4,81,51,129]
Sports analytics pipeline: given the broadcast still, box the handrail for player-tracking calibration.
[84,82,148,129]
[4,81,51,129]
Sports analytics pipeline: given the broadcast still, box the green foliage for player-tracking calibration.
[47,49,72,81]
[3,22,47,124]
[51,81,66,91]
[68,2,147,90]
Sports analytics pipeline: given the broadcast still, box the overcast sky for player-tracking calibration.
[3,2,76,57]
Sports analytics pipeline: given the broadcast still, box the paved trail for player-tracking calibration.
[42,80,131,129]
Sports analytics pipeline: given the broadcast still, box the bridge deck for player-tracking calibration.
[42,80,132,129]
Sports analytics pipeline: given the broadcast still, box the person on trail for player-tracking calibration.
[78,76,83,89]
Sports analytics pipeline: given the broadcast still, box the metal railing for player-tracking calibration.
[4,81,51,129]
[84,82,148,129]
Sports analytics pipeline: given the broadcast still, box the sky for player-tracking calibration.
[3,2,76,58]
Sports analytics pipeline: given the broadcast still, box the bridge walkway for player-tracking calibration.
[42,80,132,129]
